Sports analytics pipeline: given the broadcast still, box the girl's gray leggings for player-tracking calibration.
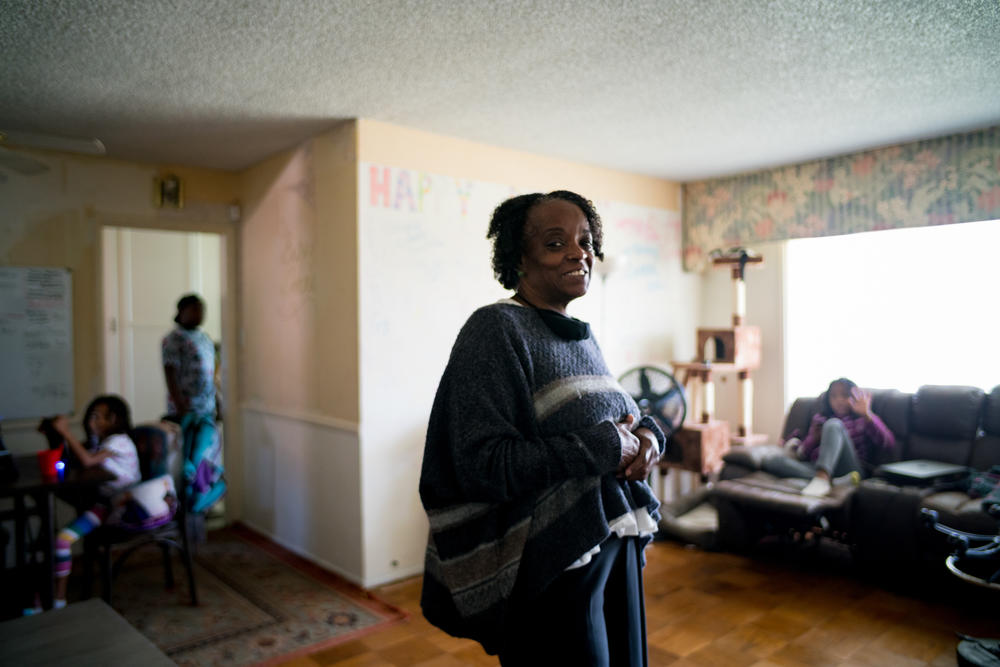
[762,418,862,479]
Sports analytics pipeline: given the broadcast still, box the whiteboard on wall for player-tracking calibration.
[0,267,74,420]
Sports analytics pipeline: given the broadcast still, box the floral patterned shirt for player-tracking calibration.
[162,326,216,417]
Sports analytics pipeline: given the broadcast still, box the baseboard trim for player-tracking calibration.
[362,563,426,589]
[238,518,365,587]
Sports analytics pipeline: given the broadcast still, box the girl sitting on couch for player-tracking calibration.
[764,378,895,496]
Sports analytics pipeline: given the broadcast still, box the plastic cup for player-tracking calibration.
[37,449,62,481]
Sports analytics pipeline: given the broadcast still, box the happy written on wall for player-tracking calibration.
[362,164,681,262]
[365,164,515,219]
[361,162,683,306]
[360,162,687,371]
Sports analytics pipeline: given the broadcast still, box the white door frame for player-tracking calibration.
[97,214,242,525]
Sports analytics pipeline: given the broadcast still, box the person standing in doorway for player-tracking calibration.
[162,294,216,421]
[162,294,227,516]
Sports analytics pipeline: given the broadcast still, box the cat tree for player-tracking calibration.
[669,250,765,477]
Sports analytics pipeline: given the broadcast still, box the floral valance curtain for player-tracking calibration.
[682,126,1000,271]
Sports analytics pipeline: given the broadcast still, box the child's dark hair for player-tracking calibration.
[487,190,605,290]
[821,377,857,416]
[83,394,133,440]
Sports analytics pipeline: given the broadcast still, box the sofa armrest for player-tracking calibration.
[851,478,936,563]
[722,444,786,471]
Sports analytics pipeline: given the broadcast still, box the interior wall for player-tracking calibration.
[0,150,238,452]
[237,121,363,581]
[697,240,787,442]
[356,119,695,587]
[240,406,362,580]
[312,126,360,423]
[358,119,678,210]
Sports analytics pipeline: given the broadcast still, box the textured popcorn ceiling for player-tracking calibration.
[1,0,998,179]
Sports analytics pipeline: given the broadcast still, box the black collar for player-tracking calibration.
[513,295,591,341]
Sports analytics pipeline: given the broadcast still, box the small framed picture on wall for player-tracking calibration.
[153,174,184,208]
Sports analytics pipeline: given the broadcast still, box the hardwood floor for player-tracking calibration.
[276,540,998,666]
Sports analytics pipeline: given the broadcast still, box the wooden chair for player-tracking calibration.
[83,421,198,606]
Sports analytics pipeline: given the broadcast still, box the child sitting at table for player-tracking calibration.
[49,395,140,609]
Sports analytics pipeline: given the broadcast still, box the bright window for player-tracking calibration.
[785,219,1000,400]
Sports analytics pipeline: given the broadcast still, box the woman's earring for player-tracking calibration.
[517,269,525,277]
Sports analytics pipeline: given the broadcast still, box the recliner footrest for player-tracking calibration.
[713,472,854,519]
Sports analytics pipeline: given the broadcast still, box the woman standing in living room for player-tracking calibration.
[419,191,664,666]
[765,377,895,496]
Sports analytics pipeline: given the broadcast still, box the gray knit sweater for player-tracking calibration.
[419,301,664,654]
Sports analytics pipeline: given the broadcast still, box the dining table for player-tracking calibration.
[0,597,173,665]
[0,453,115,613]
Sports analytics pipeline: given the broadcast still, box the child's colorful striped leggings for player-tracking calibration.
[55,505,108,578]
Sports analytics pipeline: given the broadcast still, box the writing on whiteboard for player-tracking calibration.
[0,267,74,419]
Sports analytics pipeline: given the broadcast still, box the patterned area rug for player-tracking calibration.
[104,524,406,666]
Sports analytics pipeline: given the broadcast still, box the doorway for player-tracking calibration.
[101,227,224,424]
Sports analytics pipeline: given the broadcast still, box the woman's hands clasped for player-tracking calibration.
[615,414,660,481]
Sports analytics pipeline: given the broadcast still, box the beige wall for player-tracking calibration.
[312,126,360,423]
[238,123,359,422]
[358,118,678,211]
[0,150,238,451]
[239,146,322,413]
[237,121,364,580]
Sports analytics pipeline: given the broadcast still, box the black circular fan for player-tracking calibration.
[618,366,687,442]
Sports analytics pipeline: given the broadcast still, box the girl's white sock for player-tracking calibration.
[801,476,832,497]
[53,599,67,610]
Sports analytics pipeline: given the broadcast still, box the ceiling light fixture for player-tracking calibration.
[0,129,106,155]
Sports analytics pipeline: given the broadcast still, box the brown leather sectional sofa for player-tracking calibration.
[709,385,1000,568]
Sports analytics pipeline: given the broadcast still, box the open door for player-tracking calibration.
[102,227,223,424]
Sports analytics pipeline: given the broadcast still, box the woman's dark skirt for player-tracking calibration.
[499,535,647,666]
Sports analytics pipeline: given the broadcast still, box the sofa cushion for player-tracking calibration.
[921,491,999,535]
[869,389,911,444]
[722,444,786,470]
[969,386,1000,470]
[907,385,984,463]
[911,385,983,440]
[719,463,756,481]
[907,435,975,465]
[781,396,822,441]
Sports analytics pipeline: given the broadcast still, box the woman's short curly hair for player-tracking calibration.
[486,190,604,290]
